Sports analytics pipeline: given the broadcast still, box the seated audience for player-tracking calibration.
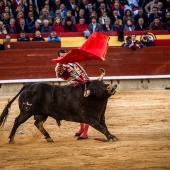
[76,18,88,32]
[88,16,103,33]
[149,16,164,30]
[48,31,61,42]
[102,19,114,32]
[17,31,30,41]
[0,21,7,34]
[135,18,147,30]
[7,18,16,33]
[128,34,144,50]
[124,19,135,31]
[41,19,52,33]
[52,17,64,32]
[114,19,124,41]
[164,12,170,30]
[121,36,132,47]
[30,19,42,33]
[32,30,45,41]
[64,17,77,32]
[140,32,154,46]
[16,18,30,33]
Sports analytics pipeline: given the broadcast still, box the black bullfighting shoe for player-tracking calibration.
[77,136,88,140]
[74,131,83,137]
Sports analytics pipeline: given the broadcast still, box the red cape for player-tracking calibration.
[52,32,110,63]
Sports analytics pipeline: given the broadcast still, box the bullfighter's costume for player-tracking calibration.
[55,62,89,86]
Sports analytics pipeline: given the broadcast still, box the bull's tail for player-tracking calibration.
[0,85,27,127]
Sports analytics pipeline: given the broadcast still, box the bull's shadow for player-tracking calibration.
[0,69,117,143]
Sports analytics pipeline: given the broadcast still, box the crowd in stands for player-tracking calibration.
[0,0,170,36]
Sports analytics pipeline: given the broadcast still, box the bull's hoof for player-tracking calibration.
[77,136,88,140]
[46,138,53,142]
[94,138,108,142]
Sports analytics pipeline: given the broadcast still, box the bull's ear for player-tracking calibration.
[84,90,90,97]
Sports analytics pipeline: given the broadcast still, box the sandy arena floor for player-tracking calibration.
[0,89,170,170]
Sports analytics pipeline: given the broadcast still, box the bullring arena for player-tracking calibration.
[0,31,170,169]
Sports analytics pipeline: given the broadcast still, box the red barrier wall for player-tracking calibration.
[0,46,170,80]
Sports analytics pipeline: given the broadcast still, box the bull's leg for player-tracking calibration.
[99,116,117,140]
[9,112,32,143]
[34,114,53,142]
[83,116,117,141]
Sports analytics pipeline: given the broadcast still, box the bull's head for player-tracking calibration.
[84,68,117,98]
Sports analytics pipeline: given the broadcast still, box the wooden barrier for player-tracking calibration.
[154,39,170,46]
[4,41,61,50]
[0,46,170,80]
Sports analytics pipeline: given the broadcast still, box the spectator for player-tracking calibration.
[121,35,131,47]
[88,16,103,33]
[41,19,52,33]
[140,32,154,46]
[5,34,11,42]
[76,17,88,32]
[52,17,64,32]
[54,9,61,18]
[127,0,139,9]
[39,8,52,25]
[102,19,114,32]
[114,19,124,41]
[149,16,164,30]
[30,19,42,33]
[51,0,61,13]
[15,11,25,26]
[26,5,39,18]
[16,18,30,33]
[123,9,134,25]
[66,0,79,17]
[79,0,89,11]
[128,34,144,50]
[158,2,165,20]
[25,11,37,29]
[1,6,14,20]
[44,4,55,21]
[0,21,7,34]
[17,31,30,41]
[135,18,147,30]
[64,17,77,32]
[88,10,98,23]
[62,10,76,25]
[85,2,94,21]
[165,12,170,30]
[48,31,61,42]
[124,18,135,31]
[2,13,10,28]
[7,18,16,33]
[134,7,149,28]
[59,3,67,20]
[96,2,110,18]
[110,9,123,25]
[0,0,5,15]
[109,2,124,19]
[99,11,110,25]
[6,0,15,15]
[149,6,163,23]
[145,0,159,16]
[76,8,88,24]
[32,30,45,41]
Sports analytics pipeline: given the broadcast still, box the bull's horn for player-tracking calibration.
[98,68,105,81]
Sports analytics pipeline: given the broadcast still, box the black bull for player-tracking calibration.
[0,69,117,143]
